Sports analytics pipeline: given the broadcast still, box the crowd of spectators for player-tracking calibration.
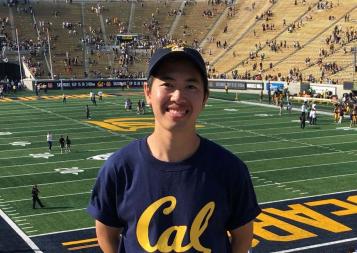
[0,0,355,84]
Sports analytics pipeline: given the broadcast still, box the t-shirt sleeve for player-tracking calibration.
[87,161,124,228]
[226,162,261,231]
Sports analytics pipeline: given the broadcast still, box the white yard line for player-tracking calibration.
[253,160,357,174]
[3,191,91,204]
[12,100,119,135]
[0,178,96,190]
[271,237,357,253]
[255,172,357,188]
[30,226,95,238]
[244,150,345,162]
[0,158,86,169]
[0,167,98,179]
[0,140,126,155]
[14,208,86,219]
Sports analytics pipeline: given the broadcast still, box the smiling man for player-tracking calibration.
[87,46,261,253]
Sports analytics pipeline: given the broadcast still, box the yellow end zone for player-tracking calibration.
[0,94,114,102]
[86,117,205,132]
[61,193,357,251]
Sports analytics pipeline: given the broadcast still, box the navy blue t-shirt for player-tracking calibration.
[87,136,261,253]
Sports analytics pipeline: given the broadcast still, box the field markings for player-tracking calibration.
[253,176,298,194]
[22,227,35,230]
[18,223,31,226]
[255,172,357,188]
[0,129,113,142]
[260,188,357,205]
[0,158,87,169]
[0,209,43,252]
[0,97,352,241]
[28,188,357,239]
[14,208,86,219]
[0,139,128,155]
[271,237,357,253]
[232,145,308,154]
[11,100,120,136]
[30,226,95,238]
[2,191,92,204]
[243,150,353,162]
[252,160,357,174]
[0,178,96,190]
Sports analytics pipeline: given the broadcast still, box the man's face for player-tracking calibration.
[144,58,207,133]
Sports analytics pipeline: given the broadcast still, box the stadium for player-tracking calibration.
[0,0,357,252]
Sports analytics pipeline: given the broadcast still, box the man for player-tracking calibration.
[32,185,44,209]
[98,90,103,101]
[65,136,71,152]
[86,105,91,119]
[300,101,307,129]
[87,46,261,253]
[59,135,65,154]
[46,132,53,151]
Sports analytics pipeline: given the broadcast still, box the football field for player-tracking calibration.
[0,89,356,253]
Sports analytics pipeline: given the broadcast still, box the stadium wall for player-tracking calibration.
[209,79,347,98]
[22,77,348,98]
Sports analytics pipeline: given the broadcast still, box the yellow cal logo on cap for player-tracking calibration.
[171,45,184,52]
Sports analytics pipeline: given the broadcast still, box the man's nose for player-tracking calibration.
[171,89,185,101]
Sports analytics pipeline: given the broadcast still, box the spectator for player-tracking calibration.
[46,131,53,151]
[32,185,44,209]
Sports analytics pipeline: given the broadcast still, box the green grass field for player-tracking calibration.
[0,88,356,239]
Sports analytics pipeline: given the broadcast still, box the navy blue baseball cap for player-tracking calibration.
[147,46,208,89]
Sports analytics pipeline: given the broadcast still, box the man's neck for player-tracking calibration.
[147,130,200,162]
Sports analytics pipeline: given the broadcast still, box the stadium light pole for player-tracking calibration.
[15,29,23,83]
[47,28,54,80]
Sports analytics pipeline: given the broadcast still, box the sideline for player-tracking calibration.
[0,209,43,252]
[271,237,357,253]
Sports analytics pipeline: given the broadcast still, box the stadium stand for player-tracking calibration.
[0,0,356,84]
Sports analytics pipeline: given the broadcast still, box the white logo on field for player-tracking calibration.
[336,127,357,131]
[255,114,273,117]
[55,167,84,175]
[29,152,54,159]
[0,132,12,136]
[10,141,31,146]
[87,153,113,160]
[224,109,238,112]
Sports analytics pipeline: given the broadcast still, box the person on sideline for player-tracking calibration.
[46,132,53,151]
[59,135,65,154]
[98,90,103,101]
[86,105,91,119]
[65,136,71,152]
[87,46,261,253]
[32,185,44,209]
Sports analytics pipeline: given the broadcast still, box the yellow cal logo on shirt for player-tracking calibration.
[136,196,215,252]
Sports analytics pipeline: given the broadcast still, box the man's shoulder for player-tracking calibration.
[106,138,144,164]
[201,137,245,165]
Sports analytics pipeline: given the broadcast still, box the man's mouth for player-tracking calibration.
[166,108,189,117]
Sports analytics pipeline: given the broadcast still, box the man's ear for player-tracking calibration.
[202,90,209,107]
[143,82,151,105]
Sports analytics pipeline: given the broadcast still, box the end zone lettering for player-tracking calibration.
[252,191,357,252]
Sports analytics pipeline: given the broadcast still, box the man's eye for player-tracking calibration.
[187,85,197,89]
